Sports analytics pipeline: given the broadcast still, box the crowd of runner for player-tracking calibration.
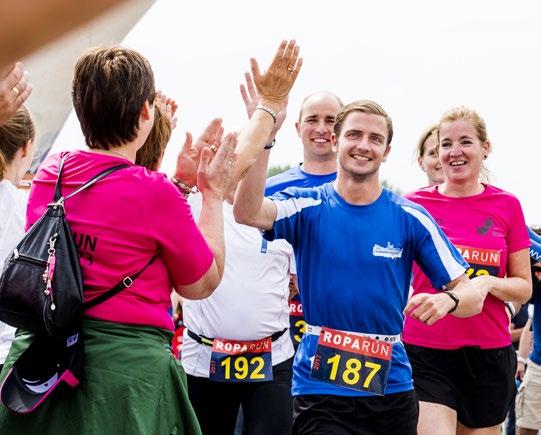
[0,40,540,435]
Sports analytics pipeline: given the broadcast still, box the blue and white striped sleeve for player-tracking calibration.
[402,204,468,290]
[528,226,541,262]
[263,187,321,248]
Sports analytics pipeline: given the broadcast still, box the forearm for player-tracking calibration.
[485,275,532,304]
[518,319,533,359]
[511,326,524,343]
[231,102,279,187]
[447,274,485,317]
[197,195,226,280]
[233,148,276,229]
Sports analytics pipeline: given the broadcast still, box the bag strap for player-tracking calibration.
[53,155,130,202]
[83,254,159,310]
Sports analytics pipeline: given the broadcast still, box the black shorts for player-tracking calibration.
[405,343,517,428]
[293,390,418,435]
[187,357,293,435]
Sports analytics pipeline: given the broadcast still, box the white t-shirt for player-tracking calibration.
[181,194,295,378]
[0,180,28,363]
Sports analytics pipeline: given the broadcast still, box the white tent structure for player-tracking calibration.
[24,0,155,171]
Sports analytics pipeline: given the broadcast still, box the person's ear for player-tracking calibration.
[140,100,153,121]
[382,145,392,162]
[331,133,338,153]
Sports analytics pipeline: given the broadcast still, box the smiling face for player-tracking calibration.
[418,133,443,186]
[438,118,489,185]
[333,111,390,181]
[296,93,343,162]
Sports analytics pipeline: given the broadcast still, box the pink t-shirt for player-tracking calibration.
[403,184,530,349]
[26,151,213,330]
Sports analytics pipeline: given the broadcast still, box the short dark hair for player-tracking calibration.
[334,100,393,145]
[72,47,155,150]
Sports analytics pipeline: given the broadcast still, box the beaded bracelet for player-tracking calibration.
[256,105,277,123]
[171,177,197,196]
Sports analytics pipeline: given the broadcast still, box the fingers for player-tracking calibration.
[291,57,303,82]
[199,118,223,143]
[250,58,262,88]
[245,72,257,99]
[240,83,250,107]
[2,62,24,89]
[197,147,213,177]
[181,132,193,154]
[269,40,288,70]
[405,293,448,326]
[282,39,297,69]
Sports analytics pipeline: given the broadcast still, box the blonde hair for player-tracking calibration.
[415,124,438,161]
[437,106,491,183]
[0,106,36,181]
[135,106,172,171]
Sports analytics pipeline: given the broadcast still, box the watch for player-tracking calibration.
[264,139,276,150]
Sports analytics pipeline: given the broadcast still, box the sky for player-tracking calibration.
[52,0,541,223]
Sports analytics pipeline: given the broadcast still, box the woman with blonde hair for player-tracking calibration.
[404,106,531,435]
[415,124,443,187]
[0,105,36,371]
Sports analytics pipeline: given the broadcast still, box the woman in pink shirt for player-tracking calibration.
[404,107,532,435]
[0,40,302,434]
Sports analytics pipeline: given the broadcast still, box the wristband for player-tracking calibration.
[264,139,276,150]
[171,177,197,196]
[443,290,459,314]
[256,105,277,123]
[504,301,516,318]
[517,355,528,364]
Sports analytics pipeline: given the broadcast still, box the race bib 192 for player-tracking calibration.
[209,337,273,382]
[310,327,392,395]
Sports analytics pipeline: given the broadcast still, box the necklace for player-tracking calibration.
[108,149,131,161]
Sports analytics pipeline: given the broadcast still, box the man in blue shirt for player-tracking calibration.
[234,99,486,434]
[265,91,342,349]
[265,91,342,195]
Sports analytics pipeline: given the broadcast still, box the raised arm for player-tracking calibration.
[176,133,238,299]
[0,62,32,126]
[233,40,302,229]
[231,40,301,185]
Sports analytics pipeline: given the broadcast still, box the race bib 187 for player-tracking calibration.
[310,327,392,395]
[209,337,273,382]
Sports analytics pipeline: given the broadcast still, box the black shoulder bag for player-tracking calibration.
[0,156,146,338]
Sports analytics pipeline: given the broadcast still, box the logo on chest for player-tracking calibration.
[372,242,403,259]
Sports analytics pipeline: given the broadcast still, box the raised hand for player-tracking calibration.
[155,91,178,129]
[197,133,238,200]
[240,72,288,139]
[0,62,32,127]
[250,40,302,108]
[173,118,224,187]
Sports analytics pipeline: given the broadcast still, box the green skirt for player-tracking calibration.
[0,319,202,435]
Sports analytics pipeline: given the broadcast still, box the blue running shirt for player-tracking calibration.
[264,183,468,396]
[265,166,337,196]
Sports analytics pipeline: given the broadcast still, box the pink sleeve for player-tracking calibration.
[149,182,213,286]
[506,195,530,253]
